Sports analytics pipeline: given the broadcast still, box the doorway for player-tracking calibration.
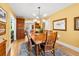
[10,14,16,43]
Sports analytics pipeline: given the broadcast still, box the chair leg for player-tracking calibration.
[40,49,45,56]
[39,47,42,55]
[44,51,45,56]
[51,50,55,56]
[28,48,32,56]
[43,49,45,56]
[28,52,31,56]
[53,50,55,56]
[28,44,32,56]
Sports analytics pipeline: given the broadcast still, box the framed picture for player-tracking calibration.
[0,7,6,22]
[53,18,67,31]
[0,21,6,35]
[74,17,79,30]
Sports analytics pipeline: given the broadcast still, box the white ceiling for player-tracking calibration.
[9,3,73,18]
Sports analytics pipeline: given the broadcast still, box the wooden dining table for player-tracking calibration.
[30,32,46,56]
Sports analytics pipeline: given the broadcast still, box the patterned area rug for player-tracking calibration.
[18,43,69,56]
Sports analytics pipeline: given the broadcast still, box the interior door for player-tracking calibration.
[16,17,25,39]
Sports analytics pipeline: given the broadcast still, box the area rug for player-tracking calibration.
[18,43,69,56]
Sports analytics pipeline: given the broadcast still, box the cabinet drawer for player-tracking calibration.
[0,49,6,56]
[0,46,6,50]
[0,40,6,56]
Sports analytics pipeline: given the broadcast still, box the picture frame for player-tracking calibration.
[53,18,67,31]
[0,21,6,35]
[74,17,79,30]
[0,7,6,22]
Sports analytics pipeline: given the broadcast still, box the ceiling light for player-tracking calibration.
[37,20,40,23]
[36,16,39,19]
[42,19,46,22]
[43,14,47,17]
[33,19,37,22]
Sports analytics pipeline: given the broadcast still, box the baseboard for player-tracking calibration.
[6,44,12,55]
[56,40,79,52]
[7,48,11,56]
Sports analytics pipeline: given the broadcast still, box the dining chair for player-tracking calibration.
[40,31,57,56]
[26,31,35,56]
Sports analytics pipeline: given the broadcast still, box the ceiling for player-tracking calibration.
[9,3,73,18]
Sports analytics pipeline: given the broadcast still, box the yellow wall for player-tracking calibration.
[0,3,15,54]
[50,4,79,48]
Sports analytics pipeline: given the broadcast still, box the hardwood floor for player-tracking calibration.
[55,43,79,56]
[10,39,25,56]
[10,37,79,56]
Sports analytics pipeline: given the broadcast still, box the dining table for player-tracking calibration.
[30,32,46,56]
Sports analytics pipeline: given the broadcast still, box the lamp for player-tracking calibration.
[33,6,46,22]
[33,6,46,32]
[42,19,46,22]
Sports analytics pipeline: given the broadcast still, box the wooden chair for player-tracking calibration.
[26,32,35,56]
[40,31,57,56]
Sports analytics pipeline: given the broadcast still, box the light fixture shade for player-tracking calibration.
[42,19,46,22]
[36,16,39,19]
[33,19,37,22]
[43,14,47,17]
[37,20,40,23]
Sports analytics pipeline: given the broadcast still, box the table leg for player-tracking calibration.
[35,44,40,56]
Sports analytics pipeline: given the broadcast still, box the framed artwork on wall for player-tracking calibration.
[0,7,6,35]
[0,7,7,22]
[53,18,67,31]
[74,17,79,30]
[0,21,6,35]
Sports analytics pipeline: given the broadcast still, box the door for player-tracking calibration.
[16,17,25,39]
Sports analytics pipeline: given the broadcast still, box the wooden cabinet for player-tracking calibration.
[35,22,41,28]
[0,40,6,56]
[16,17,25,39]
